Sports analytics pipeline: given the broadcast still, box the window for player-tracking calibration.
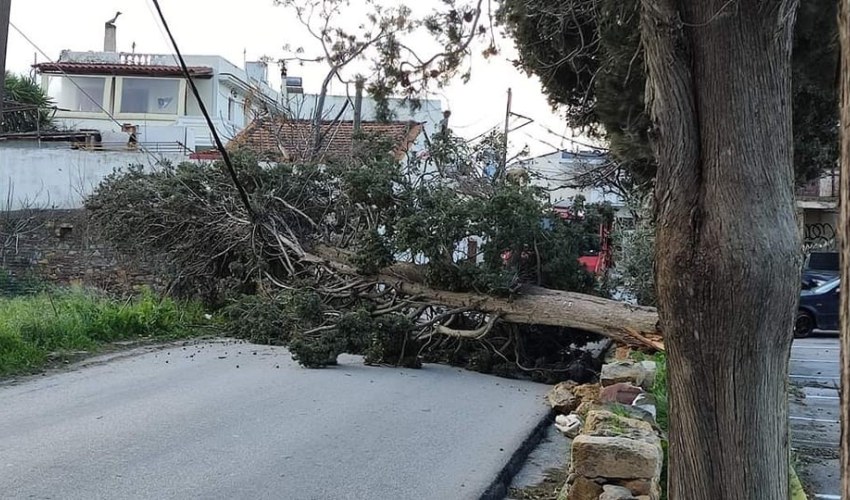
[47,76,107,113]
[120,78,179,115]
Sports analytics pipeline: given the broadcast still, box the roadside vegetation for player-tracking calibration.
[0,286,212,377]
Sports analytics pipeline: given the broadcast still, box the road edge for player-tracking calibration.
[478,409,556,500]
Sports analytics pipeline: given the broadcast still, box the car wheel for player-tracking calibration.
[795,311,815,339]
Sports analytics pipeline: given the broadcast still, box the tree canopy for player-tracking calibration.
[87,131,625,379]
[498,0,839,187]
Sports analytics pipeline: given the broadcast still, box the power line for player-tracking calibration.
[149,0,255,218]
[8,21,167,167]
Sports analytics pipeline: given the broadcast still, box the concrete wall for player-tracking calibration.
[0,147,189,210]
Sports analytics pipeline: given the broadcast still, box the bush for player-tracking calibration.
[0,287,209,377]
[221,291,324,344]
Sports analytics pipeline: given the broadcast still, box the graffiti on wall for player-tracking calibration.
[803,222,836,251]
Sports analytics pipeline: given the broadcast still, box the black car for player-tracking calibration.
[796,277,840,338]
[801,251,839,290]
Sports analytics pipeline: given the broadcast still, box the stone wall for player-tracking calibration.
[548,358,665,500]
[0,208,161,294]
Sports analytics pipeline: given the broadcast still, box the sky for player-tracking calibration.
[5,0,594,155]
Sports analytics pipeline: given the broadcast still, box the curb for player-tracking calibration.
[479,409,555,500]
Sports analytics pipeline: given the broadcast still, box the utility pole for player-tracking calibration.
[0,0,11,132]
[499,87,512,178]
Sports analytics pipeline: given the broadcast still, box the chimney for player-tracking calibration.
[353,77,364,134]
[104,12,121,52]
[440,110,451,135]
[104,24,117,52]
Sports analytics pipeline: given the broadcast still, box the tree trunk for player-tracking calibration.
[837,0,850,496]
[641,1,800,498]
[311,70,336,159]
[312,247,663,346]
[388,279,662,348]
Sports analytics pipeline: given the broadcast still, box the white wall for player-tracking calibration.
[285,94,444,138]
[519,150,623,208]
[0,146,189,210]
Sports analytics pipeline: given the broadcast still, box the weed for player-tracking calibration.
[0,287,210,377]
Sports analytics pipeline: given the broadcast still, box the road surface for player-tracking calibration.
[789,335,841,500]
[0,339,550,500]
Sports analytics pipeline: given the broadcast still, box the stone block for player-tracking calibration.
[548,381,580,414]
[566,476,603,500]
[600,484,637,500]
[600,382,643,405]
[616,479,653,496]
[584,409,655,440]
[601,361,653,388]
[571,435,662,479]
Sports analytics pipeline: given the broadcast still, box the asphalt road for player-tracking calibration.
[0,339,550,500]
[789,335,841,500]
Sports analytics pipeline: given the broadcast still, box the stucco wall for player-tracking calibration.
[0,147,189,210]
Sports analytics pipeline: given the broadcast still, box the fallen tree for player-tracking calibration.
[315,246,662,348]
[86,134,660,379]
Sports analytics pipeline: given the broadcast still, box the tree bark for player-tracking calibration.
[311,246,663,347]
[837,1,850,496]
[388,279,661,347]
[641,1,801,498]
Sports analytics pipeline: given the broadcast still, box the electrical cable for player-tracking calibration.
[9,21,167,167]
[149,0,256,218]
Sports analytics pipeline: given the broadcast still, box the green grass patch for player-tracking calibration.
[0,287,212,377]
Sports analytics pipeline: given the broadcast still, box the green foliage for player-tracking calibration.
[610,204,656,306]
[2,72,54,133]
[360,313,420,368]
[651,351,669,500]
[289,329,345,368]
[499,0,839,186]
[0,287,209,377]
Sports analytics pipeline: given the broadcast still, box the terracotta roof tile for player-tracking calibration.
[34,62,213,78]
[228,118,423,161]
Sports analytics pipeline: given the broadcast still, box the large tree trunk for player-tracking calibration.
[386,279,662,348]
[838,1,850,496]
[313,247,663,347]
[641,1,800,498]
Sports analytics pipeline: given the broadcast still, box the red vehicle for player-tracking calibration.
[500,208,614,276]
[554,206,613,276]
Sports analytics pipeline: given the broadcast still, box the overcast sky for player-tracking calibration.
[5,0,592,155]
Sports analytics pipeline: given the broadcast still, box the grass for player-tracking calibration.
[0,287,212,377]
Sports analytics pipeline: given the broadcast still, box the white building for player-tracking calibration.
[281,84,445,140]
[514,149,624,209]
[34,51,280,151]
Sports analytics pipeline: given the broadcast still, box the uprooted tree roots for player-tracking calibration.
[85,134,661,380]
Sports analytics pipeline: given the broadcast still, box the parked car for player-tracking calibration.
[796,277,840,338]
[801,251,839,290]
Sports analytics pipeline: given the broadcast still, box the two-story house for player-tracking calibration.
[34,51,280,151]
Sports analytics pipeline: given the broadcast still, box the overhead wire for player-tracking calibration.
[8,21,170,168]
[149,0,256,218]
